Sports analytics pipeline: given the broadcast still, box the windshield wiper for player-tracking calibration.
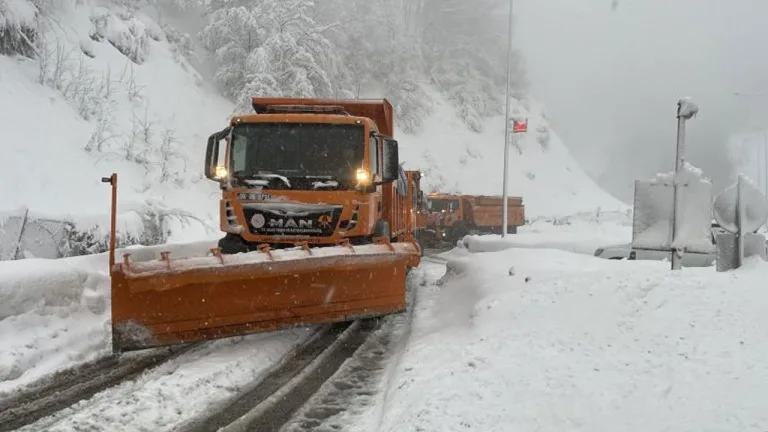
[233,171,292,189]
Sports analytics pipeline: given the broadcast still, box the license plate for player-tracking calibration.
[237,193,272,201]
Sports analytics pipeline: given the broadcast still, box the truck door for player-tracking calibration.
[461,198,474,225]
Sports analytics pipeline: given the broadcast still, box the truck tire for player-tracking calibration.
[507,225,518,234]
[218,233,250,255]
[449,222,469,244]
[373,219,391,240]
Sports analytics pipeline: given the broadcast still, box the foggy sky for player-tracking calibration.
[513,0,768,202]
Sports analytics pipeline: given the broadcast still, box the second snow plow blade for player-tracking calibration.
[110,241,420,352]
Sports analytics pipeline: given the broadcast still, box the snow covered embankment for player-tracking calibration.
[461,209,632,255]
[0,255,111,392]
[376,248,768,431]
[0,240,216,395]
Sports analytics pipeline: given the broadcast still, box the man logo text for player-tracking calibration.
[267,219,313,229]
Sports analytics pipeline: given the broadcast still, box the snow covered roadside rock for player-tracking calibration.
[376,248,768,431]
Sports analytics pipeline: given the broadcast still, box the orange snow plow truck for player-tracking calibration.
[425,193,525,245]
[105,97,421,353]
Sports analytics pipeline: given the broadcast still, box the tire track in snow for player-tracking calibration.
[178,320,380,432]
[281,268,430,432]
[0,343,199,432]
[180,257,442,432]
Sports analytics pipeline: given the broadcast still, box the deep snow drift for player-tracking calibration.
[375,247,768,431]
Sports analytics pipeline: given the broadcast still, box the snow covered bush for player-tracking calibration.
[57,202,207,258]
[89,9,151,64]
[106,14,150,64]
[537,124,551,151]
[0,0,39,58]
[163,25,196,66]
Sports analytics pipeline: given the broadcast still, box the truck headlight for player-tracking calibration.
[214,165,228,180]
[356,168,371,185]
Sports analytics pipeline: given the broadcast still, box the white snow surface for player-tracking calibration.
[0,253,111,391]
[678,96,699,119]
[0,0,37,27]
[20,329,311,432]
[0,240,222,393]
[374,247,768,431]
[462,210,632,255]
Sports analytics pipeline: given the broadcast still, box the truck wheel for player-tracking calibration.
[218,233,250,255]
[507,225,518,234]
[450,222,469,244]
[373,219,391,240]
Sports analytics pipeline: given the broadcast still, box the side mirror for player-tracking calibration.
[381,138,399,183]
[204,134,219,180]
[204,127,231,181]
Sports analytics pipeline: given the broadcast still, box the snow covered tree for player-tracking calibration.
[199,0,526,133]
[199,4,262,99]
[201,0,351,111]
[0,0,39,58]
[417,0,526,131]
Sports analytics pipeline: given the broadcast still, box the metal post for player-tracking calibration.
[736,175,745,267]
[501,0,514,238]
[102,173,118,275]
[670,104,687,270]
[764,129,767,199]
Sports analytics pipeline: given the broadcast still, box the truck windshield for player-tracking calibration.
[230,123,365,189]
[430,199,458,212]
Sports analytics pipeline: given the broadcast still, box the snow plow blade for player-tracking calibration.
[110,241,420,352]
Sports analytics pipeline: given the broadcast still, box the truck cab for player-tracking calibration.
[204,98,410,254]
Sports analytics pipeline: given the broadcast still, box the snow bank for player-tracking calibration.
[0,239,224,393]
[0,254,110,391]
[378,248,768,431]
[462,210,632,255]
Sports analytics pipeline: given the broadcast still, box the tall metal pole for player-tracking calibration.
[736,175,745,267]
[671,103,687,270]
[501,0,514,237]
[764,129,767,199]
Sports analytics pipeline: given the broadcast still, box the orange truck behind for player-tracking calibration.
[425,193,525,245]
[405,170,432,251]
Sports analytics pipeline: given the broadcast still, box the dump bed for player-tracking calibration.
[469,195,525,228]
[252,97,394,136]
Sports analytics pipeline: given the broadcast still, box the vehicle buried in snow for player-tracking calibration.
[593,221,736,267]
[106,98,422,353]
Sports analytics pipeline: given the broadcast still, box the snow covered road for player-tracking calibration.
[14,329,312,432]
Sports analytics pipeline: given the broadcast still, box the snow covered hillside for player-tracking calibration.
[1,0,625,257]
[1,1,233,247]
[398,94,627,216]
